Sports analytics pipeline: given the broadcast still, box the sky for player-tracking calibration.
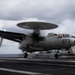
[0,0,75,54]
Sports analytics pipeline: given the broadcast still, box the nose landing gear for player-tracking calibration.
[67,48,73,55]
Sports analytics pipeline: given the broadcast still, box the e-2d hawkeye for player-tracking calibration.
[0,21,75,59]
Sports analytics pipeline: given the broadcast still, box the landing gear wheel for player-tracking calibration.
[55,54,59,59]
[24,53,28,58]
[67,51,70,55]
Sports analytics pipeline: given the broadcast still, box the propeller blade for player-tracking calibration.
[0,37,3,47]
[32,29,41,41]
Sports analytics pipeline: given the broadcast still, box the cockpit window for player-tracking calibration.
[63,34,70,37]
[58,34,70,38]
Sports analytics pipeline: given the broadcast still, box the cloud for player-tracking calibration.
[0,0,22,19]
[0,18,46,33]
[44,19,75,36]
[58,19,75,35]
[0,0,74,23]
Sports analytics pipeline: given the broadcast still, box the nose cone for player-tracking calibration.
[71,38,75,46]
[69,38,75,46]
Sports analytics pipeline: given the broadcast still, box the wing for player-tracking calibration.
[0,30,26,43]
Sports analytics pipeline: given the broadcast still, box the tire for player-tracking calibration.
[55,54,59,59]
[24,53,28,58]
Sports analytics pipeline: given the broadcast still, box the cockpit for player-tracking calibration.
[63,34,70,37]
[47,33,70,38]
[58,34,70,38]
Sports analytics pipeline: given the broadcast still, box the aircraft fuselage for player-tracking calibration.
[19,34,75,52]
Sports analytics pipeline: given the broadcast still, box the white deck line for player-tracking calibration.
[0,67,51,75]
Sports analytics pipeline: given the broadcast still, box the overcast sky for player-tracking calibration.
[0,0,75,54]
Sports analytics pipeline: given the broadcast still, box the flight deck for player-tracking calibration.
[0,55,75,75]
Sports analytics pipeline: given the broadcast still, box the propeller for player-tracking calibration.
[27,29,44,42]
[32,29,40,41]
[0,21,5,47]
[0,37,3,47]
[0,29,6,47]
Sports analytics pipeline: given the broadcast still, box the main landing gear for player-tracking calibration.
[67,48,73,55]
[24,52,28,58]
[55,54,59,59]
[54,50,59,59]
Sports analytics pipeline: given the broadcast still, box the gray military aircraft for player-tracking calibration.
[0,21,75,59]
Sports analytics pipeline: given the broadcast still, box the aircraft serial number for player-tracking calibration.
[62,39,70,43]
